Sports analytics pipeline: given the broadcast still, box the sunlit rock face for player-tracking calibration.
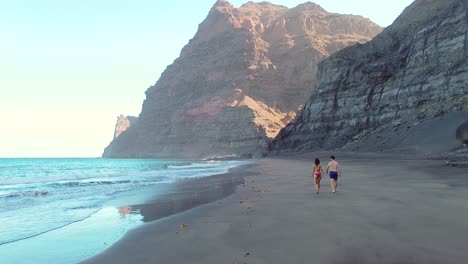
[102,115,138,157]
[103,0,382,158]
[270,0,468,155]
[113,115,138,139]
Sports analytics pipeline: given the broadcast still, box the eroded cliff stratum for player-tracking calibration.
[270,0,468,155]
[103,0,382,158]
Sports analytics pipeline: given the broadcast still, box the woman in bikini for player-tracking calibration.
[313,158,323,194]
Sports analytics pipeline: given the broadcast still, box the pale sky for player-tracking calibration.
[0,0,414,157]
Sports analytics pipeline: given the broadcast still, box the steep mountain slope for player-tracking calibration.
[103,0,381,158]
[270,0,468,155]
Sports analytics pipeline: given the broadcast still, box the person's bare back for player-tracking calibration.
[327,160,340,173]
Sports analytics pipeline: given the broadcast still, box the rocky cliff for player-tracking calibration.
[113,115,138,139]
[270,0,468,155]
[103,0,381,158]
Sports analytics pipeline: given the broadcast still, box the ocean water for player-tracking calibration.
[0,158,246,263]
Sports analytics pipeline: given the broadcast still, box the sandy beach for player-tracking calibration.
[83,156,468,264]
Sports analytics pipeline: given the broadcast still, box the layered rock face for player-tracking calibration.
[103,0,381,158]
[270,0,468,155]
[465,94,468,111]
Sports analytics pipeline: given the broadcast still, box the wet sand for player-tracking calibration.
[119,166,249,223]
[83,157,468,264]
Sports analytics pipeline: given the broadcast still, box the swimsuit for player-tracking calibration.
[313,165,321,177]
[329,171,338,180]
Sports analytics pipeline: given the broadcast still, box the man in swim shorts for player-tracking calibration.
[326,155,340,193]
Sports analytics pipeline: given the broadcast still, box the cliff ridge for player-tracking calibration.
[269,0,468,155]
[103,0,382,158]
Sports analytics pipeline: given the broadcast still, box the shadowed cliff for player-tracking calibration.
[270,0,468,156]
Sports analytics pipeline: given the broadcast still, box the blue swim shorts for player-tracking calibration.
[329,171,338,180]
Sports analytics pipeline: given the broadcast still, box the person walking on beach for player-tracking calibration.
[326,155,340,193]
[312,158,323,194]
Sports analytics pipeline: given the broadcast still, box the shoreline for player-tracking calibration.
[115,163,257,224]
[84,156,468,263]
[0,159,251,264]
[76,162,256,262]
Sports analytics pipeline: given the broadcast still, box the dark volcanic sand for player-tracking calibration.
[83,157,468,264]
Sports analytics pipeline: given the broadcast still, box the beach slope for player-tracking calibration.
[84,157,468,264]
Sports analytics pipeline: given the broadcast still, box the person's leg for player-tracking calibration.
[314,176,319,193]
[317,176,321,193]
[330,179,336,193]
[329,171,338,193]
[315,176,321,193]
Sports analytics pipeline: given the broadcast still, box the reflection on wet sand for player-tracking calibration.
[122,174,245,223]
[118,206,132,218]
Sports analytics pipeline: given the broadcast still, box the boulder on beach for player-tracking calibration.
[456,120,468,144]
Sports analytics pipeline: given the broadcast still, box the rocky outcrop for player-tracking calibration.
[103,115,138,157]
[465,94,468,111]
[103,0,382,158]
[457,120,468,144]
[444,148,468,167]
[113,115,138,139]
[270,0,468,155]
